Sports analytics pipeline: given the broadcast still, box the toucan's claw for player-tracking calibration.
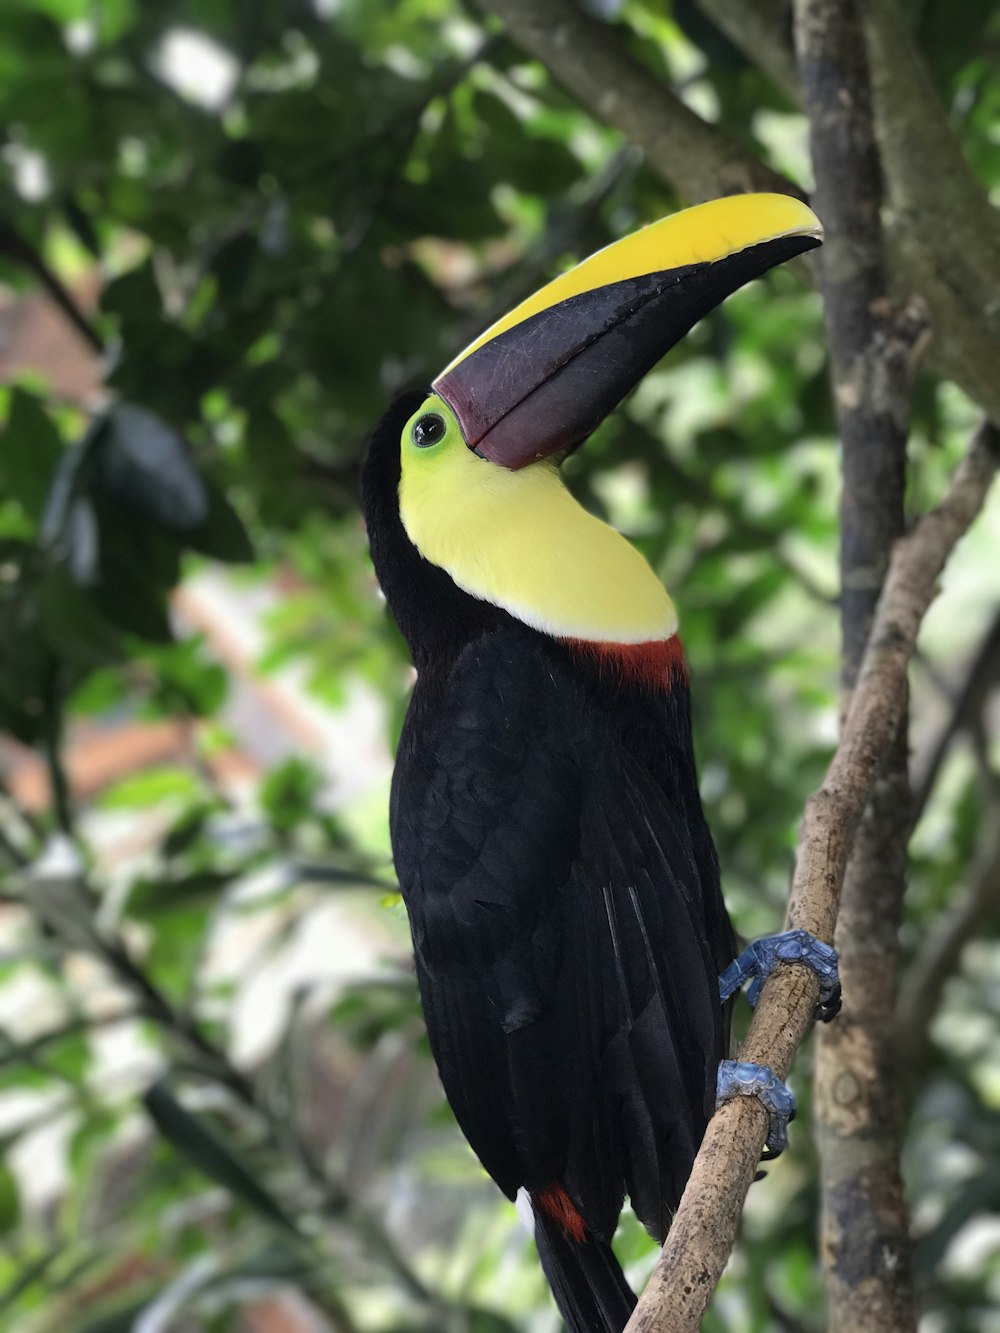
[718,929,841,1023]
[716,1059,796,1159]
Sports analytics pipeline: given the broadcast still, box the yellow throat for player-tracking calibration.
[398,397,677,645]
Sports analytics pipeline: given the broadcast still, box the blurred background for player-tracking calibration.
[0,2,998,1330]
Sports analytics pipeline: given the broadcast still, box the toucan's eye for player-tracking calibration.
[412,413,446,448]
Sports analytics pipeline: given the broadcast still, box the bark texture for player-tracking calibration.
[794,1,918,1326]
[694,0,799,102]
[860,0,1000,438]
[481,0,1000,422]
[481,0,798,203]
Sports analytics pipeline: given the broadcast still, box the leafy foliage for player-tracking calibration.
[0,2,998,1330]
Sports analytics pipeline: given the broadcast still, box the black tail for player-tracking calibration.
[532,1201,637,1333]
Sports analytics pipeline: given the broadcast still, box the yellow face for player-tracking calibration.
[398,395,678,645]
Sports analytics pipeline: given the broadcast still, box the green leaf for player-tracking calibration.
[126,868,235,919]
[160,805,214,859]
[89,497,177,642]
[143,901,213,1000]
[0,1163,21,1236]
[39,429,100,549]
[0,389,63,524]
[94,404,208,529]
[183,480,255,563]
[98,766,202,811]
[38,1031,90,1085]
[260,757,324,834]
[36,568,122,668]
[142,1081,300,1234]
[101,258,162,326]
[70,1303,149,1333]
[144,635,228,716]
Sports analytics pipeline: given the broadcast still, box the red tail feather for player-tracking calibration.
[535,1183,588,1242]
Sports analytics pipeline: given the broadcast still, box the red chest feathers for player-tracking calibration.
[564,636,688,693]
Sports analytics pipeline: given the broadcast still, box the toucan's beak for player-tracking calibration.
[433,193,822,470]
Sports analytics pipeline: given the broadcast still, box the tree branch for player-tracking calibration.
[793,1,918,1325]
[624,421,998,1332]
[696,0,1000,432]
[477,0,803,202]
[0,223,104,355]
[860,0,1000,438]
[41,671,76,838]
[695,0,800,102]
[479,0,1000,424]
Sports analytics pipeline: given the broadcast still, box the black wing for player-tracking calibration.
[391,626,726,1242]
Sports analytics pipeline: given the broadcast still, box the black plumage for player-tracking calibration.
[362,394,737,1331]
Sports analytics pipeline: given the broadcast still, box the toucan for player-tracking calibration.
[362,194,839,1332]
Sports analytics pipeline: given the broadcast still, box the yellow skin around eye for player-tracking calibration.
[398,396,678,645]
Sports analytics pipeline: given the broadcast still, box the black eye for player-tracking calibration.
[412,413,446,448]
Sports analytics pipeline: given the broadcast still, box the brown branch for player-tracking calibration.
[624,421,998,1333]
[695,0,1000,430]
[860,0,1000,434]
[695,0,800,102]
[479,0,1000,426]
[794,1,918,1325]
[814,741,914,1333]
[477,0,804,203]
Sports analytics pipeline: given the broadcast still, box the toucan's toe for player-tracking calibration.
[719,928,840,1022]
[716,1059,797,1159]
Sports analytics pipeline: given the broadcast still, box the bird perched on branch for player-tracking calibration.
[362,193,839,1332]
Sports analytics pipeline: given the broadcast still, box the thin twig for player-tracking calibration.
[896,810,1000,1085]
[41,670,75,838]
[0,223,104,354]
[910,609,1000,826]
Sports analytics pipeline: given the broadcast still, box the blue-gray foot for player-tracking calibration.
[718,928,841,1022]
[716,1059,796,1158]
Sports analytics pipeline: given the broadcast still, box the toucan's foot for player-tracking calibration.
[716,1059,796,1159]
[718,928,841,1022]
